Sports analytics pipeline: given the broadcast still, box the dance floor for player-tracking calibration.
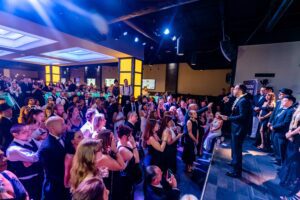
[201,138,290,200]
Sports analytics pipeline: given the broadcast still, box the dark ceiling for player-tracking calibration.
[1,0,300,69]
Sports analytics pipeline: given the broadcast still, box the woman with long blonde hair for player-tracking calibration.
[70,138,102,192]
[257,92,276,151]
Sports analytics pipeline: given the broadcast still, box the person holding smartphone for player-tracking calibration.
[144,165,180,200]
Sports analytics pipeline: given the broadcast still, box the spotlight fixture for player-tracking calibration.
[123,31,128,36]
[134,37,139,42]
[172,36,177,41]
[142,42,146,46]
[163,28,170,35]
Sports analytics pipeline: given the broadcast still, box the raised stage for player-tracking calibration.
[201,138,290,200]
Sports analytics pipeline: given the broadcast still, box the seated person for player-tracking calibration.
[6,124,43,200]
[144,165,180,200]
[203,112,223,152]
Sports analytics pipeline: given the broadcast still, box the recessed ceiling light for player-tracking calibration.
[0,25,57,50]
[172,36,177,41]
[142,42,146,46]
[123,32,128,36]
[42,47,115,62]
[134,37,139,42]
[14,56,70,65]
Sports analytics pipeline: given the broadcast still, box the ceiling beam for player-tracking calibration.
[265,0,294,32]
[123,20,158,43]
[108,0,199,24]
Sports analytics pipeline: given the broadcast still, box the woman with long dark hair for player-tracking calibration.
[159,115,183,173]
[66,106,83,132]
[97,129,126,200]
[143,119,168,169]
[64,130,84,188]
[117,125,141,200]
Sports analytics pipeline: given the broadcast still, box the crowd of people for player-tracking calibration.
[0,75,299,200]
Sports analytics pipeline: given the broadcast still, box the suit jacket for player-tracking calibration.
[271,106,295,135]
[123,101,139,119]
[228,96,252,136]
[144,180,180,200]
[39,134,67,200]
[0,117,13,152]
[269,100,281,124]
[252,94,266,116]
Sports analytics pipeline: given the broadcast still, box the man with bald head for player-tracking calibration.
[39,116,69,200]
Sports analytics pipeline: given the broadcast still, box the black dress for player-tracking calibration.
[259,105,274,149]
[164,129,178,173]
[118,146,136,200]
[145,144,163,169]
[182,120,198,165]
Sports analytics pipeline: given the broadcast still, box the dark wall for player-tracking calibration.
[165,63,179,93]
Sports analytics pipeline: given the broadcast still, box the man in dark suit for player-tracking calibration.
[124,111,139,139]
[144,165,180,200]
[123,96,139,119]
[251,87,267,139]
[268,88,293,156]
[270,95,296,165]
[0,103,13,152]
[221,84,252,178]
[39,116,68,200]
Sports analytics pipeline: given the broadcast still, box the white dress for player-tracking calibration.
[204,118,222,151]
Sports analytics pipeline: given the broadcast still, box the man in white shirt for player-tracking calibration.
[6,124,43,200]
[120,79,133,106]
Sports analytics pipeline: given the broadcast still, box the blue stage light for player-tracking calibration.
[134,37,139,42]
[172,36,177,41]
[163,28,170,35]
[123,31,128,36]
[142,42,146,46]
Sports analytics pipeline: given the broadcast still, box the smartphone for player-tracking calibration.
[167,169,173,179]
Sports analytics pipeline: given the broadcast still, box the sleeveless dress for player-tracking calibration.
[182,120,198,165]
[144,143,163,169]
[165,128,178,173]
[117,146,136,200]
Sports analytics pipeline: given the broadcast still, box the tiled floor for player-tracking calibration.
[202,138,290,200]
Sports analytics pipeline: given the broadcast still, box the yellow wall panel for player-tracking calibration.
[120,73,131,85]
[46,74,51,83]
[135,59,142,73]
[134,73,142,86]
[52,74,60,83]
[134,86,141,98]
[52,66,60,74]
[120,58,132,72]
[45,66,50,74]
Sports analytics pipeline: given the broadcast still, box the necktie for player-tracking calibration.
[58,138,65,148]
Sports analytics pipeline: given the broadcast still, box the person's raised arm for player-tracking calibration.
[148,134,167,152]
